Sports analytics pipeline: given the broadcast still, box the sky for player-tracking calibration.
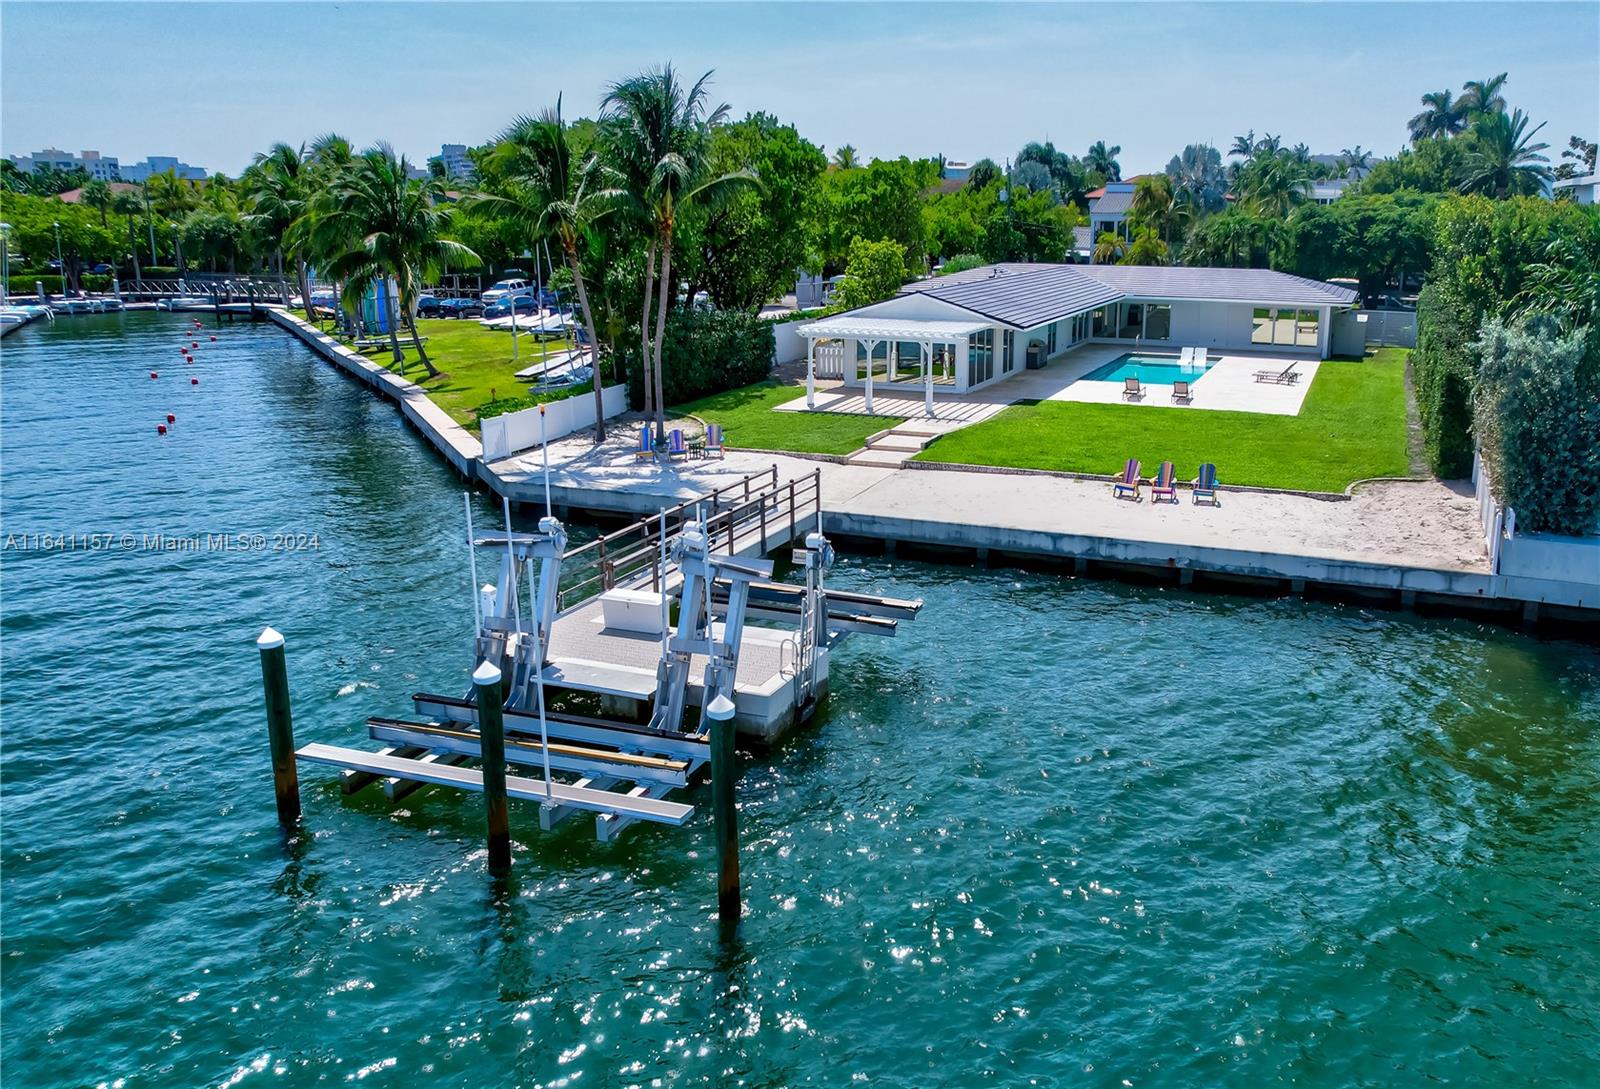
[3,2,1596,178]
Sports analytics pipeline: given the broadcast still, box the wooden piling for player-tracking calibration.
[474,660,512,875]
[257,627,301,828]
[706,693,741,923]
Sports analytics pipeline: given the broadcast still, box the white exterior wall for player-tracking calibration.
[1082,300,1336,359]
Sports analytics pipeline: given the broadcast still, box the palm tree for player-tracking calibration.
[112,190,143,281]
[1092,231,1126,264]
[484,97,616,441]
[1460,108,1551,198]
[243,142,313,308]
[602,64,751,440]
[831,144,859,170]
[1085,140,1121,182]
[1228,131,1257,159]
[1409,89,1467,143]
[1128,175,1190,246]
[1120,226,1169,266]
[966,158,1001,190]
[81,178,112,227]
[1236,151,1312,217]
[1338,145,1373,178]
[314,144,478,376]
[147,169,199,272]
[1460,73,1509,118]
[1164,144,1226,213]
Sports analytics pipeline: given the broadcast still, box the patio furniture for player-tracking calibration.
[1122,377,1144,401]
[633,424,654,460]
[1189,347,1208,366]
[1172,380,1193,404]
[1112,458,1143,501]
[1254,363,1300,385]
[1193,462,1220,505]
[666,428,690,460]
[704,423,726,458]
[1177,347,1195,366]
[1151,461,1179,503]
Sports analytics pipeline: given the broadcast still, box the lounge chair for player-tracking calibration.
[1192,463,1220,505]
[666,428,689,460]
[1151,461,1178,503]
[1254,363,1300,385]
[1122,376,1143,401]
[704,423,725,458]
[1112,458,1142,501]
[1189,347,1208,366]
[1172,380,1192,404]
[1176,347,1195,366]
[633,423,654,459]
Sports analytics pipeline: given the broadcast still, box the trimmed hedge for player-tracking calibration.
[1411,282,1478,477]
[629,309,775,409]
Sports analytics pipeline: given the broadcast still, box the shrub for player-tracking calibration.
[630,308,776,409]
[1412,281,1479,476]
[829,237,908,312]
[770,307,829,324]
[476,382,589,421]
[1473,316,1600,535]
[936,253,986,276]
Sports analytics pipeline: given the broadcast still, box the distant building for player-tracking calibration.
[120,156,207,182]
[1555,173,1599,205]
[942,160,972,182]
[1085,178,1146,259]
[1310,177,1353,205]
[8,148,121,179]
[429,144,477,181]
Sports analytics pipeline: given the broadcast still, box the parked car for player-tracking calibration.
[481,278,530,304]
[482,295,539,319]
[438,297,483,318]
[416,294,441,316]
[92,262,114,274]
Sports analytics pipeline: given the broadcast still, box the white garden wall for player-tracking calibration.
[480,384,628,461]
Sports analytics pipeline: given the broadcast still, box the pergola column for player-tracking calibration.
[922,341,935,418]
[805,338,816,409]
[862,338,877,415]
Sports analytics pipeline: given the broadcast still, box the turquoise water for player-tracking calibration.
[4,312,1599,1087]
[1085,353,1213,385]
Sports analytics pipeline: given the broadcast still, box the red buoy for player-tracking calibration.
[190,377,199,385]
[157,424,167,435]
[166,413,176,424]
[150,371,158,379]
[209,335,217,341]
[191,341,199,348]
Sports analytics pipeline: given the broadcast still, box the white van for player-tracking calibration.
[481,278,531,304]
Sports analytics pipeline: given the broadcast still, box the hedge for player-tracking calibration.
[1411,282,1478,477]
[21,273,113,295]
[628,309,775,409]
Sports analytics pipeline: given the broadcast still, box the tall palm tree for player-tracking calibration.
[112,190,143,281]
[1460,73,1509,118]
[1085,140,1121,182]
[1166,143,1226,213]
[1128,175,1190,246]
[81,178,112,227]
[313,144,478,376]
[1228,131,1257,159]
[1409,89,1467,143]
[1338,145,1372,178]
[831,144,859,170]
[1237,151,1312,217]
[147,169,199,271]
[1092,231,1126,264]
[243,142,313,308]
[1460,108,1551,198]
[602,65,752,440]
[484,96,616,441]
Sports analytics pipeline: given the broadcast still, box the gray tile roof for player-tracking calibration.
[1072,226,1093,251]
[901,265,1124,328]
[1088,190,1135,215]
[1074,265,1359,306]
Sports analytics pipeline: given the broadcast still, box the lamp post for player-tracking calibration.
[0,222,11,301]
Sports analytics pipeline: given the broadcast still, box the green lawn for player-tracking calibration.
[320,316,576,428]
[673,381,906,456]
[913,349,1412,493]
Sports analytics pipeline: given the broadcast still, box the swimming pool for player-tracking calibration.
[1084,352,1213,385]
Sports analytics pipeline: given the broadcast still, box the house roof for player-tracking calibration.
[56,182,143,203]
[1074,265,1359,306]
[1072,226,1093,252]
[899,265,1125,328]
[1087,189,1135,215]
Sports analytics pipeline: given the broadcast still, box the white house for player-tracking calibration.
[795,262,1359,409]
[1555,173,1598,205]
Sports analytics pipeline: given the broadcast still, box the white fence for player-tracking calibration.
[813,340,845,378]
[480,384,628,461]
[1356,309,1417,347]
[772,320,807,364]
[1473,449,1600,608]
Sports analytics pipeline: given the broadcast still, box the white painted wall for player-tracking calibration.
[771,319,807,363]
[480,384,628,460]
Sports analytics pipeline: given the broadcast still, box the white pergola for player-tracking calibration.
[794,316,993,417]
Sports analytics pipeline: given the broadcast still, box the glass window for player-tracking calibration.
[1091,306,1115,338]
[1002,329,1016,373]
[1046,322,1057,356]
[967,328,994,385]
[1119,303,1144,338]
[1143,304,1172,341]
[1252,307,1274,344]
[895,341,924,376]
[1295,309,1319,347]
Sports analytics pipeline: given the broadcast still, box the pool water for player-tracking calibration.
[1084,352,1213,386]
[4,313,1599,1087]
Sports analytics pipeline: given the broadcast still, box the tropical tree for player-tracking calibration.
[243,142,314,307]
[1128,174,1190,247]
[111,190,144,280]
[828,236,907,311]
[1338,145,1373,179]
[1120,226,1169,266]
[1459,73,1509,118]
[966,158,1000,190]
[313,143,478,376]
[1409,89,1467,143]
[602,64,751,439]
[80,178,112,227]
[1085,140,1121,183]
[1092,231,1126,263]
[146,169,200,271]
[831,144,859,170]
[1235,146,1314,218]
[1165,143,1227,213]
[1460,108,1551,199]
[1015,141,1085,204]
[483,97,614,440]
[1556,135,1597,181]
